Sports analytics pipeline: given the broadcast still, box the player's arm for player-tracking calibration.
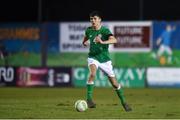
[156,30,165,46]
[82,36,89,46]
[156,37,162,46]
[95,35,117,44]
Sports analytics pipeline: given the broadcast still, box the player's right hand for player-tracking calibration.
[82,36,89,46]
[83,41,88,46]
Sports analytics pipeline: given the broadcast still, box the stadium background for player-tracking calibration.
[1,0,180,119]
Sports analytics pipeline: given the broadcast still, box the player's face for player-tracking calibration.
[166,25,172,31]
[90,16,101,28]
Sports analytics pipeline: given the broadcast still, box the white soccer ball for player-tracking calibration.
[74,100,88,112]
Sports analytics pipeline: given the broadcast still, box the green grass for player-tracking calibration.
[47,53,88,67]
[0,52,41,66]
[1,50,180,67]
[47,50,180,67]
[0,87,180,119]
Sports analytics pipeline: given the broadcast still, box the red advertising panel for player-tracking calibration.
[16,67,72,87]
[108,22,152,52]
[16,67,48,87]
[114,26,150,48]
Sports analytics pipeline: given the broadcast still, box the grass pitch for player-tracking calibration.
[1,50,180,67]
[47,51,180,67]
[0,87,180,119]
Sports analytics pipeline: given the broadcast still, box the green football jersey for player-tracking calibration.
[85,26,112,63]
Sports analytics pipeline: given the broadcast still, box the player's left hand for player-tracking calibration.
[95,36,103,44]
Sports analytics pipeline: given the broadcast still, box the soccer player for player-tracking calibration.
[82,11,132,112]
[152,24,175,64]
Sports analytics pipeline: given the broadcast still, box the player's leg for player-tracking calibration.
[166,46,173,64]
[108,77,125,104]
[151,51,157,59]
[86,58,98,108]
[108,77,132,112]
[157,45,165,58]
[99,61,132,111]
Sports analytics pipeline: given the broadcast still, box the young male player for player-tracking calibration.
[82,11,132,112]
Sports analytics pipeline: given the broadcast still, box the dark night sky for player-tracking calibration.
[0,0,180,22]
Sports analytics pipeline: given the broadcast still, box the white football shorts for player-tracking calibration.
[158,44,172,56]
[87,58,115,77]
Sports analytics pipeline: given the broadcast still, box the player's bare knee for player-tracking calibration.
[89,73,96,79]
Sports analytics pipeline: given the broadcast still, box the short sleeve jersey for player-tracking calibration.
[85,26,113,63]
[161,30,172,46]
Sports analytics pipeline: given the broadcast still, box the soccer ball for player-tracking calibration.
[159,56,166,65]
[74,100,88,112]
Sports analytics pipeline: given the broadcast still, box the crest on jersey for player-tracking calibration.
[98,34,102,38]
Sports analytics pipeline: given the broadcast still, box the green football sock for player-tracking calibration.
[87,84,94,100]
[115,88,126,105]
